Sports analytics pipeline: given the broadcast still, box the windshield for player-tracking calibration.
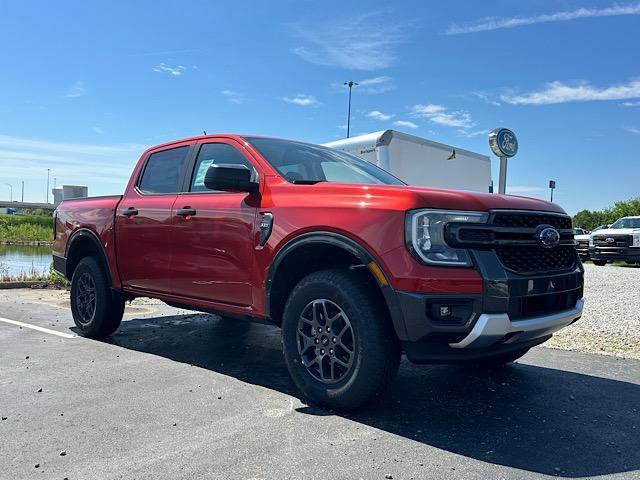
[246,137,404,186]
[610,218,640,229]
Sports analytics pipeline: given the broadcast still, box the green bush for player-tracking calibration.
[0,214,53,242]
[573,197,640,231]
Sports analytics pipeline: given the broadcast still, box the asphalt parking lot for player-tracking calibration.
[1,276,639,479]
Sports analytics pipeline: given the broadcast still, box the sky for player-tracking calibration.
[0,0,639,215]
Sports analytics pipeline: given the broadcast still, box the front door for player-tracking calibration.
[116,143,192,293]
[169,139,259,305]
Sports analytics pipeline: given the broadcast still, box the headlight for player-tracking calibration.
[633,234,640,247]
[589,236,594,247]
[405,209,488,266]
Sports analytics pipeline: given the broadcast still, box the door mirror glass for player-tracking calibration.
[204,164,258,193]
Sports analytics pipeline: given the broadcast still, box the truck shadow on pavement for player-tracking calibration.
[104,312,639,478]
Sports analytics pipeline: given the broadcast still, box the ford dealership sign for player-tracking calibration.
[489,128,518,158]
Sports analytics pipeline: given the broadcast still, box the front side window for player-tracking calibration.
[246,137,404,186]
[190,143,255,192]
[138,146,190,194]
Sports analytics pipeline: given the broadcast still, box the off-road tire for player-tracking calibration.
[593,260,607,266]
[281,269,400,411]
[70,256,125,338]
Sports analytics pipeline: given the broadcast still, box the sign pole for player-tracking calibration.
[489,128,518,195]
[498,156,508,194]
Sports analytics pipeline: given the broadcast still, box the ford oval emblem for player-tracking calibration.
[535,225,560,248]
[606,237,615,244]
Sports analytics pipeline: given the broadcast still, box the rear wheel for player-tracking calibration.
[593,260,607,266]
[281,269,400,411]
[473,347,530,368]
[70,257,125,338]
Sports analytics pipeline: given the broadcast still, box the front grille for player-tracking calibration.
[492,212,572,230]
[496,245,577,274]
[508,288,581,320]
[592,234,632,247]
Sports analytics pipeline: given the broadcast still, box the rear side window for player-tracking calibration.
[190,143,255,192]
[138,146,190,194]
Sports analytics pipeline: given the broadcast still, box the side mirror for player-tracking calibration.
[204,164,258,193]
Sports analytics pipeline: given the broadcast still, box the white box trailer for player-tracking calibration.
[323,130,492,192]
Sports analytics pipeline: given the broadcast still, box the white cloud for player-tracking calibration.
[409,104,474,129]
[283,94,320,106]
[367,110,394,121]
[92,126,104,134]
[331,76,395,94]
[457,128,490,138]
[152,63,187,76]
[507,186,546,194]
[625,126,640,135]
[0,134,148,197]
[501,79,640,105]
[221,90,244,104]
[473,92,501,106]
[623,100,640,107]
[64,81,86,98]
[447,3,640,34]
[292,13,403,70]
[393,120,418,129]
[359,76,395,94]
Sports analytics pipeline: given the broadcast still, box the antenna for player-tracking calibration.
[203,130,207,135]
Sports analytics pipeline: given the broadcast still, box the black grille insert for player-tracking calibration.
[492,212,572,230]
[496,245,577,274]
[592,234,632,247]
[508,288,581,320]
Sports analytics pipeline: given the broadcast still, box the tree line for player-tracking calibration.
[573,197,640,231]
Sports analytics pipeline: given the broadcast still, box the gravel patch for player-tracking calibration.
[547,263,640,359]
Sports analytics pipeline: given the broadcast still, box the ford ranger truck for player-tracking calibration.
[589,216,640,266]
[53,135,584,410]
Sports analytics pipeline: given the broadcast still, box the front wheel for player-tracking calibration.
[593,260,607,266]
[281,269,400,411]
[70,256,125,338]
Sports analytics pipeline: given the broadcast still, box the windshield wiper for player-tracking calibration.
[292,179,327,185]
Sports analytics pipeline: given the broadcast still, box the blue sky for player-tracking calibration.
[0,0,639,214]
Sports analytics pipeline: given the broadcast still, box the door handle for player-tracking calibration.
[176,208,196,217]
[122,208,138,217]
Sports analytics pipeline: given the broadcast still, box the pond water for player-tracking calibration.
[0,244,52,279]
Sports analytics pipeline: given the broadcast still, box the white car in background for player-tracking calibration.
[589,217,640,266]
[573,228,590,260]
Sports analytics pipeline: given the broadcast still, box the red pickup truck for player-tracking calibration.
[53,134,584,410]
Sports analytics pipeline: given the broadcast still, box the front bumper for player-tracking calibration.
[575,243,589,259]
[393,249,584,364]
[449,298,583,349]
[589,246,640,262]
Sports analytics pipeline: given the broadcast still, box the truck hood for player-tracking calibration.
[304,183,567,214]
[575,234,590,241]
[592,228,640,237]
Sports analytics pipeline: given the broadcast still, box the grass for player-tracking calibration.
[0,260,68,286]
[0,214,53,243]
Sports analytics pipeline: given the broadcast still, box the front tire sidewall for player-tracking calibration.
[282,270,399,410]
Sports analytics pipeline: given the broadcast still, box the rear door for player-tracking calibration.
[169,138,260,305]
[116,142,193,293]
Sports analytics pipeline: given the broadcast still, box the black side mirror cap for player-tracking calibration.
[204,164,258,193]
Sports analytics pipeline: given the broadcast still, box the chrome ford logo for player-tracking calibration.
[606,237,615,244]
[535,225,560,248]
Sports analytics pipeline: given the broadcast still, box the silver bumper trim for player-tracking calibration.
[449,298,584,349]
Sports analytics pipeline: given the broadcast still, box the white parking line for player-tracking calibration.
[0,317,77,339]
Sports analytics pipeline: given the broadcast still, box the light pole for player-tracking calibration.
[3,183,12,202]
[344,81,358,138]
[46,168,50,204]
